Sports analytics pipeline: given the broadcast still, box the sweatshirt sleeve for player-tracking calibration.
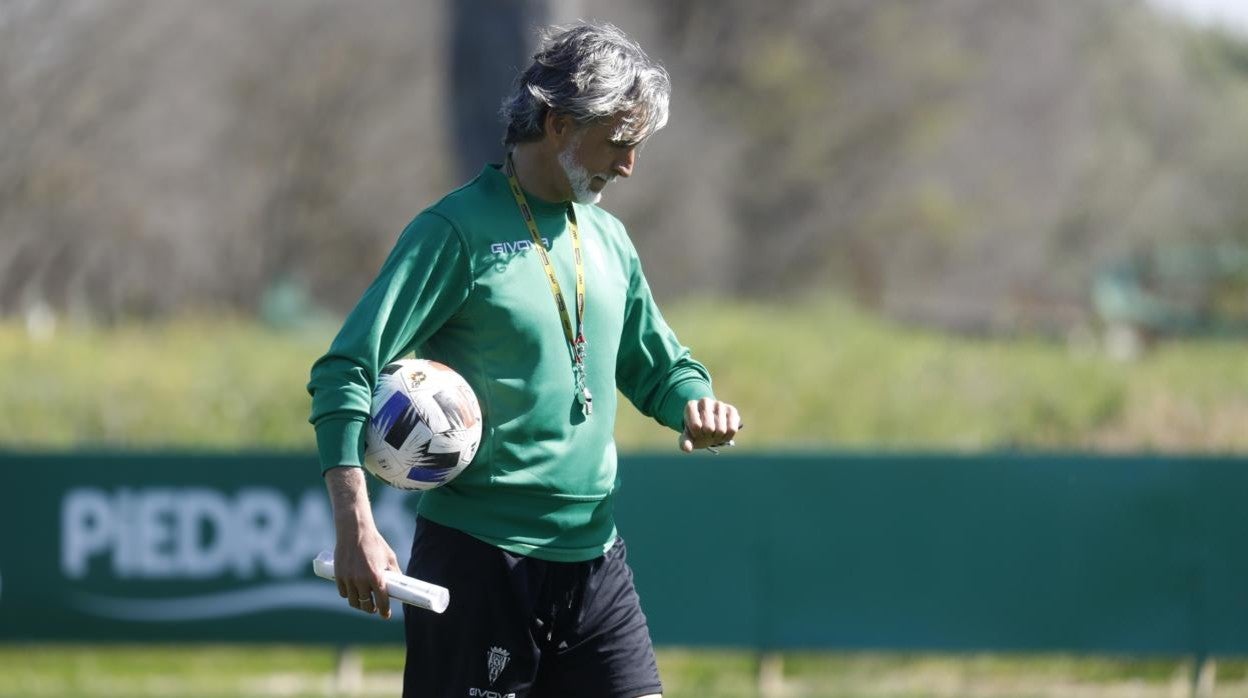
[614,246,714,433]
[307,212,473,472]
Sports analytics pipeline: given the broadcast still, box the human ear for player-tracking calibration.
[546,111,575,142]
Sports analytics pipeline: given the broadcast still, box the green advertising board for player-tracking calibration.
[0,452,419,643]
[614,454,1248,655]
[2,451,1248,656]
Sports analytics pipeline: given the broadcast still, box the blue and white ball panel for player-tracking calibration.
[371,390,419,449]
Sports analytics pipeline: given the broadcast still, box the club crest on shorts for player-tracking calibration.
[487,646,510,685]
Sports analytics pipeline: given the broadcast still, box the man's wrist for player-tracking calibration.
[324,466,374,530]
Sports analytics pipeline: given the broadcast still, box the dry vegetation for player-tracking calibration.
[3,1,1248,336]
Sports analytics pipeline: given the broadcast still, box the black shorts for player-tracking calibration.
[402,516,663,698]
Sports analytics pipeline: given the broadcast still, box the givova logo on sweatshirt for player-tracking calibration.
[490,238,549,255]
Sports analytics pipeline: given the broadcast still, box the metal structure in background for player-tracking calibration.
[2,451,1245,693]
[1093,242,1248,352]
[448,0,551,182]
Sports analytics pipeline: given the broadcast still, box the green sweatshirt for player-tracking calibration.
[307,164,714,562]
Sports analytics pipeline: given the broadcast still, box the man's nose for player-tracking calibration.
[613,148,636,178]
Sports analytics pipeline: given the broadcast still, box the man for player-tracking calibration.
[307,21,741,698]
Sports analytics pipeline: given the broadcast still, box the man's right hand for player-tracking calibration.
[324,466,401,619]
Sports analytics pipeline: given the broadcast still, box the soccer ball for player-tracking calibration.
[364,359,482,490]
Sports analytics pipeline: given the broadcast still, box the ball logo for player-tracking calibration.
[407,371,426,390]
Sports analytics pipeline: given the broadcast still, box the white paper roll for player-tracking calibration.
[312,551,449,614]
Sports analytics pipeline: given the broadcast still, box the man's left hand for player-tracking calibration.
[679,398,742,453]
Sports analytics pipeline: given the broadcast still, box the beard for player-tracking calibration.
[557,138,611,205]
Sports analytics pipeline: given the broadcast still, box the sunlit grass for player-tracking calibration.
[615,296,1248,453]
[3,646,1244,698]
[3,297,1247,454]
[0,317,323,451]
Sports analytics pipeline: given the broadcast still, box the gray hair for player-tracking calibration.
[501,22,670,146]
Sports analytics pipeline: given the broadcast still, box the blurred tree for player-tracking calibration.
[636,0,1248,332]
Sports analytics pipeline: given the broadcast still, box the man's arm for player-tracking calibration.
[308,216,471,615]
[613,239,743,450]
[324,466,400,619]
[307,213,473,475]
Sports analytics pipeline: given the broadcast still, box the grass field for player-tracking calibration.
[2,645,1244,698]
[2,295,1246,452]
[2,295,1245,696]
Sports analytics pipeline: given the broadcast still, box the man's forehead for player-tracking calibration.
[592,112,646,144]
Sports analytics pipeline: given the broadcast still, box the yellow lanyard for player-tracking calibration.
[504,154,592,415]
